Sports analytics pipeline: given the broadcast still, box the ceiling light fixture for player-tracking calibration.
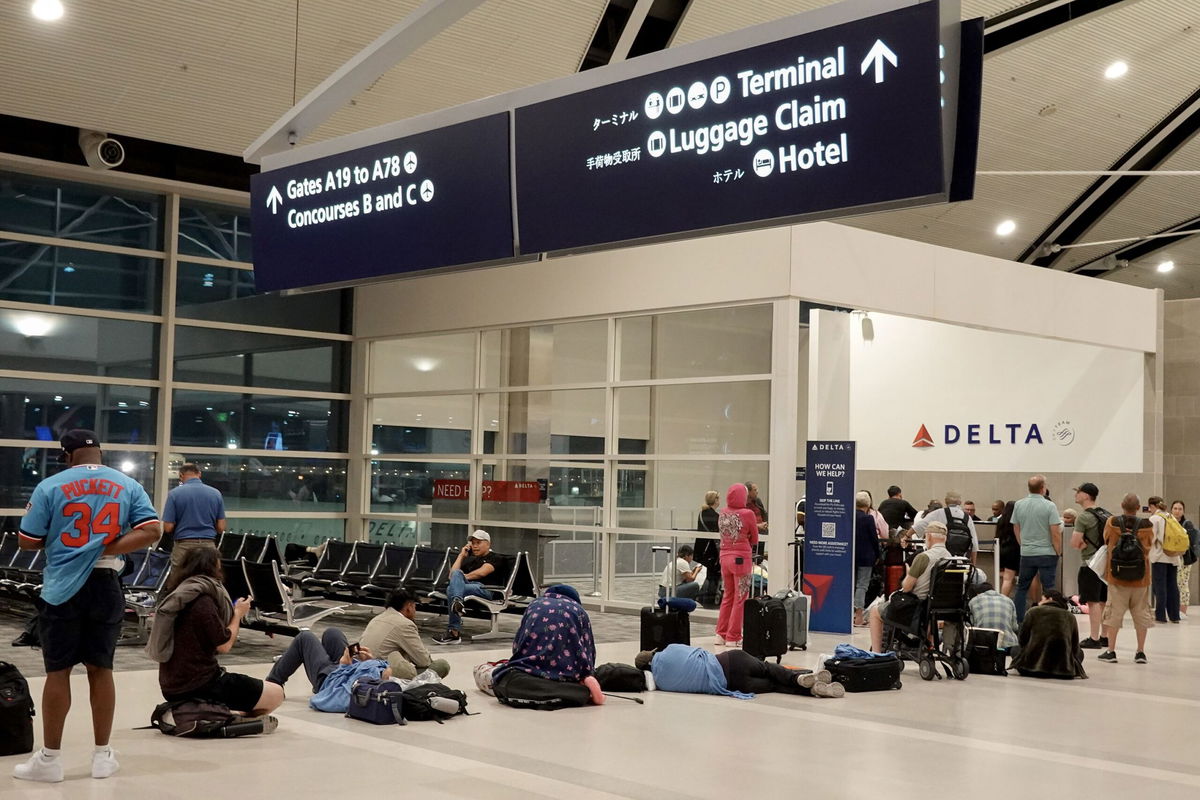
[1104,61,1128,79]
[1157,260,1175,273]
[31,0,64,21]
[995,219,1017,236]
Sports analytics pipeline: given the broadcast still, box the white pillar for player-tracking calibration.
[768,298,801,593]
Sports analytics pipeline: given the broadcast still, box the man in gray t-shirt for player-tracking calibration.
[1011,475,1063,621]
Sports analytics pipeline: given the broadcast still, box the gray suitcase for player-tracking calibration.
[773,589,809,651]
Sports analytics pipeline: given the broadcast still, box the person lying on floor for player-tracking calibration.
[1009,590,1088,680]
[491,584,605,709]
[265,589,450,693]
[148,547,283,725]
[634,644,844,699]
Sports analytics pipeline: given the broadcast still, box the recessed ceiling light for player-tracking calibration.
[1157,260,1175,273]
[995,219,1017,236]
[30,0,64,21]
[1105,61,1129,79]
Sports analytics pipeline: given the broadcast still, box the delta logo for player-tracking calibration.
[912,421,1075,448]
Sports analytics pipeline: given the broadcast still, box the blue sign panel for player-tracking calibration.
[515,3,944,254]
[803,440,857,635]
[249,114,514,292]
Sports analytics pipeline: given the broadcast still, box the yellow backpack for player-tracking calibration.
[1159,512,1190,558]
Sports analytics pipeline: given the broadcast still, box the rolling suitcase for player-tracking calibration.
[823,654,903,692]
[774,589,809,651]
[640,545,690,652]
[743,590,788,663]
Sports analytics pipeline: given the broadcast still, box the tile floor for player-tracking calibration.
[3,609,1199,799]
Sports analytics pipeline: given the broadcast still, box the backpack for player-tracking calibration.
[1110,517,1147,582]
[943,508,973,557]
[1184,522,1199,567]
[1160,512,1190,558]
[0,661,34,756]
[346,677,406,725]
[1082,507,1112,551]
[148,699,236,737]
[593,662,647,693]
[399,683,471,723]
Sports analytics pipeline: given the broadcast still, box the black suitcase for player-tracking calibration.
[640,545,690,652]
[965,628,1007,676]
[743,596,788,663]
[0,661,35,756]
[824,655,903,692]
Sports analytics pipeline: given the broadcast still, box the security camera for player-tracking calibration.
[78,130,125,170]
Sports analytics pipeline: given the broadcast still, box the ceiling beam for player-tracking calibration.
[983,0,1143,55]
[243,0,487,164]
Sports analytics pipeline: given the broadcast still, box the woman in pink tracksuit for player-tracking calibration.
[715,483,760,646]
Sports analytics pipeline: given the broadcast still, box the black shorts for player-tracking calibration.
[1077,564,1108,605]
[166,669,265,714]
[39,568,124,673]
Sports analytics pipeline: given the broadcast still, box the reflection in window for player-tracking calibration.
[614,460,768,530]
[176,266,349,334]
[369,333,476,394]
[371,395,472,455]
[619,305,772,380]
[178,202,252,262]
[617,381,770,455]
[370,461,469,514]
[0,309,157,379]
[225,517,345,549]
[0,378,154,444]
[0,240,160,313]
[176,262,254,307]
[480,390,606,455]
[0,172,162,250]
[0,447,155,508]
[171,390,345,452]
[178,454,346,512]
[173,326,347,393]
[480,320,607,387]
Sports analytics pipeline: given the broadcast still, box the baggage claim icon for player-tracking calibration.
[648,131,667,158]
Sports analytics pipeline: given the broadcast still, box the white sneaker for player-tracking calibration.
[14,750,64,783]
[714,636,726,646]
[92,747,120,779]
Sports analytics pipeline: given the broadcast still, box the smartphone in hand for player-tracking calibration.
[348,642,360,658]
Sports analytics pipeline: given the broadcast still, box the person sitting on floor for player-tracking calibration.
[491,584,604,709]
[967,581,1019,651]
[359,588,451,679]
[147,547,283,727]
[1009,590,1087,680]
[634,644,843,699]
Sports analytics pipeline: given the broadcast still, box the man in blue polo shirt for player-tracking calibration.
[162,462,226,568]
[14,430,160,783]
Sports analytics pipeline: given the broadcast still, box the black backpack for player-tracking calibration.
[0,661,34,756]
[594,662,647,693]
[1110,516,1147,583]
[1083,507,1113,551]
[944,508,973,556]
[148,699,235,737]
[399,683,471,723]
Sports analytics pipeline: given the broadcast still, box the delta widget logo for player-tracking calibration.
[911,421,1076,448]
[912,424,935,448]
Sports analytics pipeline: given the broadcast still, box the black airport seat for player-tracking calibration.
[361,544,414,601]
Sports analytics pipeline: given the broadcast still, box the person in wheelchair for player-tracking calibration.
[868,522,954,652]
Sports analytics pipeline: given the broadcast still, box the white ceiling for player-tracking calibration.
[1,0,1198,296]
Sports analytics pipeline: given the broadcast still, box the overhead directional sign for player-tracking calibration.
[514,3,948,254]
[249,114,514,293]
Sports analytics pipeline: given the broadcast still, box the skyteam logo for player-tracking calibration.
[912,422,1060,447]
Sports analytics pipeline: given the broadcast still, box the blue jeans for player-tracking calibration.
[854,565,874,610]
[658,581,701,600]
[447,569,491,631]
[1152,562,1180,622]
[1015,554,1059,621]
[265,627,347,691]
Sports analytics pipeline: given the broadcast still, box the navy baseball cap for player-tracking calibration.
[59,429,99,462]
[1073,482,1099,500]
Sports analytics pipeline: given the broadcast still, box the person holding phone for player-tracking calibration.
[433,530,499,645]
[714,484,760,647]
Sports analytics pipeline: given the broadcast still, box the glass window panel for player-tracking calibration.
[480,320,607,387]
[176,265,348,333]
[369,333,476,394]
[0,172,162,250]
[225,517,344,549]
[370,460,469,516]
[619,305,772,380]
[613,532,696,603]
[542,528,602,596]
[179,454,346,512]
[172,390,346,452]
[173,326,347,393]
[0,239,160,313]
[0,446,155,509]
[481,390,606,455]
[371,396,472,455]
[0,309,157,379]
[617,382,770,455]
[365,518,419,545]
[614,459,768,530]
[0,378,154,444]
[177,201,252,262]
[480,459,603,526]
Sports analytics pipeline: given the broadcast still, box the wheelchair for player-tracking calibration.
[883,557,975,681]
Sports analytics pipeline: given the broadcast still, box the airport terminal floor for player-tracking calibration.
[4,609,1200,800]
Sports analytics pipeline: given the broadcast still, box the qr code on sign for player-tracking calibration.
[821,522,836,539]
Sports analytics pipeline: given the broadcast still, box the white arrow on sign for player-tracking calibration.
[266,185,283,214]
[860,39,898,84]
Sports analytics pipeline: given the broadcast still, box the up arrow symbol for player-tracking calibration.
[860,39,898,84]
[266,185,283,215]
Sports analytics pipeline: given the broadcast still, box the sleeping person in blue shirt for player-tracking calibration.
[633,644,843,699]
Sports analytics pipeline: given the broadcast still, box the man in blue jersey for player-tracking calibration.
[162,462,226,568]
[13,430,161,783]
